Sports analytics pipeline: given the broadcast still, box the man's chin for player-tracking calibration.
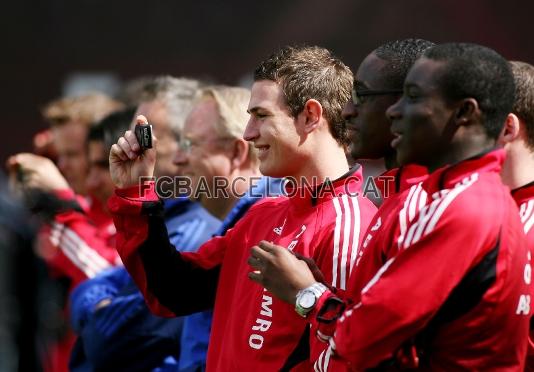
[259,162,280,178]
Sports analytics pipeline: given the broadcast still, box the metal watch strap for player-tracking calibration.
[295,282,328,317]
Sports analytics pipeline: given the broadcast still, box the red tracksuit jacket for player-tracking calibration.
[313,165,429,370]
[353,165,429,294]
[108,166,377,371]
[36,190,119,372]
[312,150,530,371]
[375,165,428,203]
[38,189,119,288]
[512,181,534,372]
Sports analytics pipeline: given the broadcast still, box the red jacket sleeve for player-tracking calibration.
[109,182,228,317]
[40,189,118,288]
[309,195,376,371]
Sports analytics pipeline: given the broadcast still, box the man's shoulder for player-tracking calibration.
[246,195,289,212]
[316,193,378,223]
[420,174,510,229]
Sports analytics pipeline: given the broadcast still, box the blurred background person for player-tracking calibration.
[0,172,42,372]
[42,93,123,196]
[86,107,137,214]
[6,92,124,372]
[67,104,205,372]
[134,76,202,187]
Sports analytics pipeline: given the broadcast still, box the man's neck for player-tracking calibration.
[383,151,399,171]
[294,143,349,186]
[201,194,238,220]
[502,144,534,189]
[426,136,495,173]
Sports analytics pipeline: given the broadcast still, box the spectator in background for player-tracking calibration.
[85,107,137,214]
[7,92,123,372]
[68,105,201,372]
[498,60,534,371]
[42,93,123,196]
[0,172,42,372]
[134,76,202,186]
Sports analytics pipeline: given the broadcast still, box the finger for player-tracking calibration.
[247,255,262,270]
[124,130,140,153]
[12,153,37,167]
[257,240,279,254]
[250,245,274,262]
[117,137,136,160]
[6,156,21,173]
[110,143,129,162]
[8,154,28,169]
[248,270,264,285]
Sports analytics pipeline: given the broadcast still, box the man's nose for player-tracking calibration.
[386,100,402,122]
[173,148,188,166]
[243,118,259,142]
[342,101,358,123]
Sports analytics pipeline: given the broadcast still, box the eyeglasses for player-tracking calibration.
[177,137,193,153]
[178,136,233,154]
[351,88,403,106]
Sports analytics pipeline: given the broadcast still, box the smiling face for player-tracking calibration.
[345,53,401,162]
[386,57,455,168]
[243,80,308,178]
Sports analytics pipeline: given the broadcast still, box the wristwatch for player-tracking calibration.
[295,282,328,317]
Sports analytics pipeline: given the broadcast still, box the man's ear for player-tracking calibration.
[230,138,250,169]
[299,99,323,134]
[497,113,521,146]
[454,98,481,127]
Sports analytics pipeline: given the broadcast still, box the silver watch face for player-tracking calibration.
[299,291,316,309]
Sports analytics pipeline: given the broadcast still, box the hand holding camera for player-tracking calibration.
[109,115,157,189]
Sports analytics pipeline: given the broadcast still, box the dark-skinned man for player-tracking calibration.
[250,43,530,371]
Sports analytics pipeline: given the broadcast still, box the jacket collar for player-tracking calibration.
[284,164,363,209]
[423,148,505,194]
[377,164,428,198]
[511,180,534,206]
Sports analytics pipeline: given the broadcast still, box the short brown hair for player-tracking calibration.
[42,92,124,127]
[510,61,534,150]
[254,45,353,145]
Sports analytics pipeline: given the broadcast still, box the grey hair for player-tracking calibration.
[138,76,202,133]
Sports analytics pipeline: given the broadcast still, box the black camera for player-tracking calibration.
[135,123,153,150]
